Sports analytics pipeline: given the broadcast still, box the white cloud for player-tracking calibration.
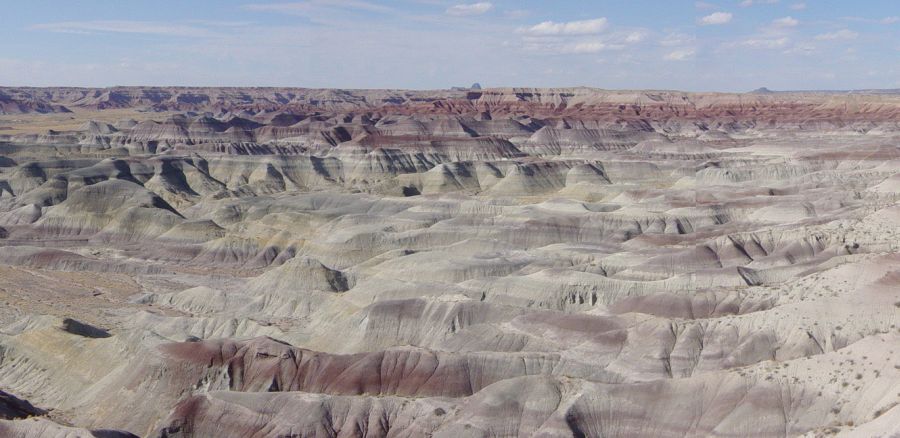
[883,17,899,24]
[522,18,608,35]
[624,31,647,43]
[814,29,858,40]
[446,2,493,16]
[522,36,632,54]
[661,32,695,47]
[782,42,815,54]
[695,1,717,9]
[789,2,806,10]
[664,49,695,61]
[564,41,613,54]
[741,36,789,48]
[516,18,647,56]
[31,20,212,37]
[772,16,799,27]
[698,12,733,25]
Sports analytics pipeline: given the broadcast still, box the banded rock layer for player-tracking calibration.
[0,88,898,437]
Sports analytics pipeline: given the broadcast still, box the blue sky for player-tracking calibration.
[0,0,897,91]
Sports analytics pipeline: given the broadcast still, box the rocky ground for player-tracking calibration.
[0,87,898,437]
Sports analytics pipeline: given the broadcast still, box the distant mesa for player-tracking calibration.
[451,83,483,91]
[750,87,775,94]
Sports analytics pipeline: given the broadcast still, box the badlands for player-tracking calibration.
[0,86,897,437]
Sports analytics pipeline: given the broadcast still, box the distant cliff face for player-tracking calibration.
[2,86,899,121]
[1,87,897,154]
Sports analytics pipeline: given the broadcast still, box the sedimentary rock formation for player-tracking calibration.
[0,87,898,437]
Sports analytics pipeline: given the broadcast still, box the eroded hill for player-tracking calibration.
[0,87,898,437]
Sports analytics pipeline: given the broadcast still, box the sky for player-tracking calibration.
[0,0,897,91]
